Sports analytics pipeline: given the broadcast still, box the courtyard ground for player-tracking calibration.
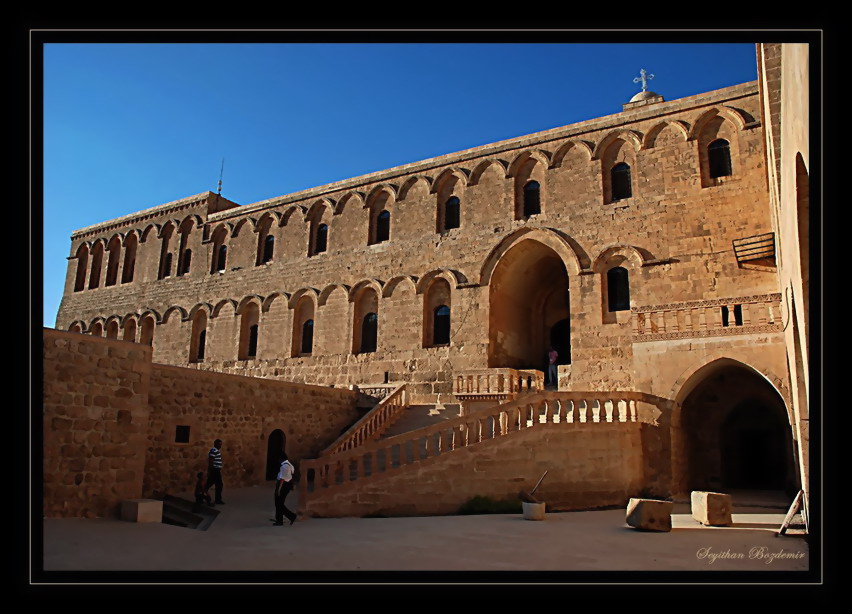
[41,486,809,575]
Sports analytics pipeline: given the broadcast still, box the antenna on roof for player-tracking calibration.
[217,157,225,196]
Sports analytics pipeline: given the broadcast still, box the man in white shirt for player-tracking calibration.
[272,452,298,526]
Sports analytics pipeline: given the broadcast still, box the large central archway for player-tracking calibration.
[487,239,571,371]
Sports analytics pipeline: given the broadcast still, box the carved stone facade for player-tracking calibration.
[50,49,811,516]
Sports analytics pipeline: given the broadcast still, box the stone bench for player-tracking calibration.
[691,491,732,526]
[121,499,163,523]
[625,498,672,532]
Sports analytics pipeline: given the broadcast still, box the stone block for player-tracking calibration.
[625,498,672,532]
[121,499,163,523]
[691,491,733,526]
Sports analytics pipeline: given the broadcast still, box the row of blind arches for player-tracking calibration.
[73,265,631,361]
[73,140,731,290]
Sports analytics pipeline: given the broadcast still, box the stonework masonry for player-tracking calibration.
[46,46,811,519]
[43,329,359,518]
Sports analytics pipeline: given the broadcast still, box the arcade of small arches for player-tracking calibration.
[69,109,743,294]
[66,233,639,371]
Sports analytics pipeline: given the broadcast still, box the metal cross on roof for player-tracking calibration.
[633,68,654,92]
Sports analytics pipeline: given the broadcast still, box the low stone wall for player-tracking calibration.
[43,329,152,518]
[302,421,645,518]
[43,328,361,518]
[143,365,360,496]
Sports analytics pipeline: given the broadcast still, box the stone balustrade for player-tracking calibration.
[319,383,408,456]
[632,293,782,341]
[454,368,544,397]
[299,389,669,512]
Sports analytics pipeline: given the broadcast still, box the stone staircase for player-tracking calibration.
[299,389,672,517]
[378,403,462,439]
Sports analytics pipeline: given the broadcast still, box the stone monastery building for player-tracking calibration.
[46,44,810,520]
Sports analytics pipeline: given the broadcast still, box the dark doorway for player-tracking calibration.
[721,401,788,490]
[265,429,286,481]
[549,318,571,365]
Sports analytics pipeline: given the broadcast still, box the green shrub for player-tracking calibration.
[458,495,522,515]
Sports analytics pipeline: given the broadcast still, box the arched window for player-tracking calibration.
[89,243,104,289]
[105,237,121,287]
[106,321,119,339]
[708,139,732,178]
[523,181,541,217]
[197,330,206,360]
[444,197,460,230]
[74,246,88,292]
[301,319,314,354]
[215,245,227,272]
[262,235,274,264]
[433,305,450,345]
[162,253,173,278]
[90,322,103,337]
[607,266,630,312]
[315,223,328,254]
[360,313,378,353]
[121,235,137,283]
[139,317,155,346]
[611,163,632,201]
[247,324,258,358]
[178,249,192,275]
[375,210,390,243]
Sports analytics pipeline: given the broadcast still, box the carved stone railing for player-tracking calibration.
[299,390,669,513]
[454,368,544,399]
[632,293,782,342]
[319,383,408,457]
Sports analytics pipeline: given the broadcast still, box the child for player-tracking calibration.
[195,471,212,505]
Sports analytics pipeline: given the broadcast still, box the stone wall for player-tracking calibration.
[55,82,782,403]
[43,329,152,518]
[43,328,361,518]
[143,364,360,496]
[301,422,644,518]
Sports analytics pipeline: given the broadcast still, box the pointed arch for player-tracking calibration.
[138,308,163,324]
[188,303,213,321]
[506,149,552,178]
[550,140,594,168]
[211,299,238,318]
[236,294,265,315]
[334,191,365,215]
[382,275,418,298]
[287,287,320,310]
[480,228,584,286]
[231,217,254,237]
[162,305,189,323]
[279,205,307,226]
[641,120,690,149]
[415,269,468,294]
[429,168,469,194]
[318,284,351,306]
[348,279,385,303]
[140,223,160,243]
[468,159,509,186]
[688,107,747,140]
[670,356,791,411]
[592,129,643,160]
[305,199,335,222]
[261,292,291,313]
[366,183,398,205]
[398,175,434,200]
[590,244,649,273]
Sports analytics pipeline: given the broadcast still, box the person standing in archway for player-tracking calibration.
[272,452,297,526]
[205,438,225,505]
[547,346,559,388]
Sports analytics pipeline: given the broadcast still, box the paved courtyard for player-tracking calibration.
[41,486,809,575]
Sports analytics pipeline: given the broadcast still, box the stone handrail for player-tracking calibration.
[454,368,544,396]
[299,390,670,511]
[319,383,408,457]
[632,293,782,341]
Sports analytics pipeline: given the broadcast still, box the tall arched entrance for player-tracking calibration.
[265,429,286,481]
[487,239,571,371]
[676,361,796,496]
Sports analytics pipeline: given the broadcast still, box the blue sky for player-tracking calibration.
[43,42,759,327]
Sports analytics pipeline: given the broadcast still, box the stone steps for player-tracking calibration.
[379,403,462,439]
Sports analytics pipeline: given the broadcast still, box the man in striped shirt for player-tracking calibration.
[205,438,225,505]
